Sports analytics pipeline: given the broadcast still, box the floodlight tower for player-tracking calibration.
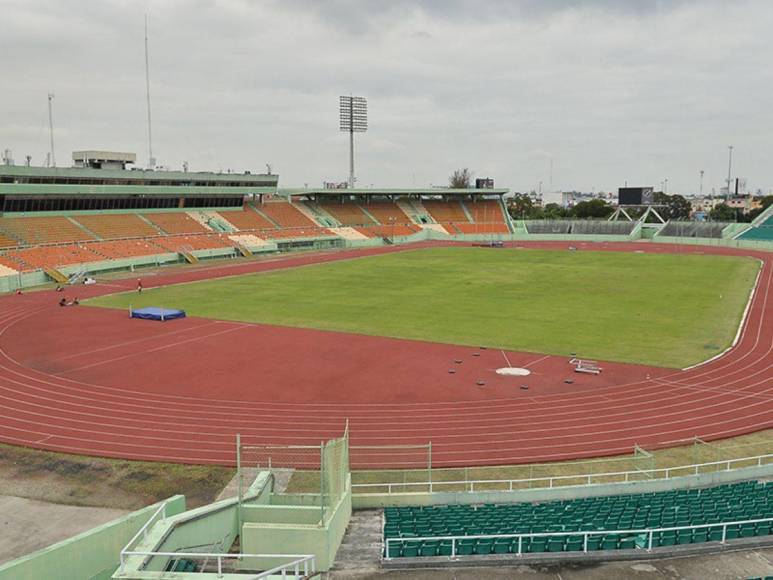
[726,145,734,198]
[339,95,367,188]
[47,93,56,167]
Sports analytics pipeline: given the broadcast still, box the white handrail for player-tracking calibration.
[383,516,773,560]
[119,500,167,571]
[354,453,773,495]
[119,550,315,578]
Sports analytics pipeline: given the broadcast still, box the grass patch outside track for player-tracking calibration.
[87,247,759,368]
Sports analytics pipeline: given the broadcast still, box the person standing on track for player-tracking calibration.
[137,279,143,294]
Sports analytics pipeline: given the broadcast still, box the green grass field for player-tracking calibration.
[87,247,760,368]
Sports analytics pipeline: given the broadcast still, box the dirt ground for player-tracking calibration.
[0,443,234,510]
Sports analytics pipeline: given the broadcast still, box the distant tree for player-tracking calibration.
[654,192,692,220]
[449,168,473,189]
[542,203,568,219]
[709,203,737,222]
[571,199,614,219]
[507,193,534,218]
[748,196,773,221]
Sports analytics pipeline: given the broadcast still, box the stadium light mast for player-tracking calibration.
[339,95,367,188]
[47,93,56,168]
[726,145,734,199]
[144,15,156,169]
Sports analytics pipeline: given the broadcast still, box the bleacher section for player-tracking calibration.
[659,222,729,238]
[216,207,278,231]
[525,221,572,234]
[320,202,376,226]
[355,224,420,238]
[384,480,773,558]
[524,220,635,236]
[75,214,160,240]
[423,200,470,224]
[1,245,101,270]
[143,212,211,235]
[0,216,95,244]
[361,201,413,225]
[464,200,507,223]
[738,213,773,241]
[0,233,19,249]
[257,201,317,228]
[87,240,166,259]
[152,234,232,252]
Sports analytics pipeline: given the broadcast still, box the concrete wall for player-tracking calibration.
[0,496,186,580]
[241,478,352,572]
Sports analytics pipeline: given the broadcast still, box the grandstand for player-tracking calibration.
[384,480,773,558]
[737,206,773,241]
[659,221,729,238]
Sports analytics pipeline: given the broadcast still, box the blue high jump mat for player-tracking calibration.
[130,307,186,321]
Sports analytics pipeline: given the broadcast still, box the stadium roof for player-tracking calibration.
[0,165,278,186]
[279,187,509,196]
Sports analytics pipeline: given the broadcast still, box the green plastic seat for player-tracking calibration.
[529,537,548,553]
[565,536,584,552]
[475,539,493,555]
[547,537,565,552]
[601,535,619,550]
[419,540,439,557]
[457,539,475,556]
[692,529,709,543]
[493,538,511,554]
[619,536,636,550]
[386,542,402,558]
[402,541,420,557]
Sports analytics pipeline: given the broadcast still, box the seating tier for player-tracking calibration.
[75,214,160,240]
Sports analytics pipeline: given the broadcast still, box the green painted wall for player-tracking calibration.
[0,496,185,580]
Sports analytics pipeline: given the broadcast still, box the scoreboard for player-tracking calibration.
[618,187,654,206]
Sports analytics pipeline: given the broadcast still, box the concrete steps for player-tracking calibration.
[331,509,383,573]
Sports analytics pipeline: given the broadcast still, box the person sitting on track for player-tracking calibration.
[59,297,67,307]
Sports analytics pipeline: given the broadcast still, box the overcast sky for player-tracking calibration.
[1,0,771,194]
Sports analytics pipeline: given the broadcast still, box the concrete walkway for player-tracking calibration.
[0,495,127,564]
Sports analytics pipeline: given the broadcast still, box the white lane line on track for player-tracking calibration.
[57,323,246,375]
[47,320,221,362]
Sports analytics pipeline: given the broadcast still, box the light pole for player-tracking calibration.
[339,96,368,189]
[699,170,704,197]
[726,145,734,198]
[664,178,668,194]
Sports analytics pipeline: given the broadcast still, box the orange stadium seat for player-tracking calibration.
[257,201,317,228]
[258,227,335,240]
[142,213,211,235]
[0,233,20,249]
[0,216,95,245]
[360,201,415,225]
[87,239,167,260]
[465,199,507,223]
[152,234,234,252]
[4,245,102,271]
[74,214,160,240]
[320,202,376,226]
[423,200,470,223]
[355,224,420,238]
[218,207,278,231]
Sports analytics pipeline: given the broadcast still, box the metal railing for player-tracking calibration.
[383,516,773,560]
[119,550,315,578]
[353,453,773,495]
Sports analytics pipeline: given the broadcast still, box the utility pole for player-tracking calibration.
[47,93,56,167]
[726,145,733,199]
[699,169,704,197]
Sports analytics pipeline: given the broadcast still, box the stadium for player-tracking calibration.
[1,153,772,579]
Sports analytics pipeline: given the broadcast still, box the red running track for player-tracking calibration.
[0,241,771,468]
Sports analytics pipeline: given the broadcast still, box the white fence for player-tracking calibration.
[383,516,773,560]
[354,453,773,495]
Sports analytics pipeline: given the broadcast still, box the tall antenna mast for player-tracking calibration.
[144,15,155,169]
[47,93,56,168]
